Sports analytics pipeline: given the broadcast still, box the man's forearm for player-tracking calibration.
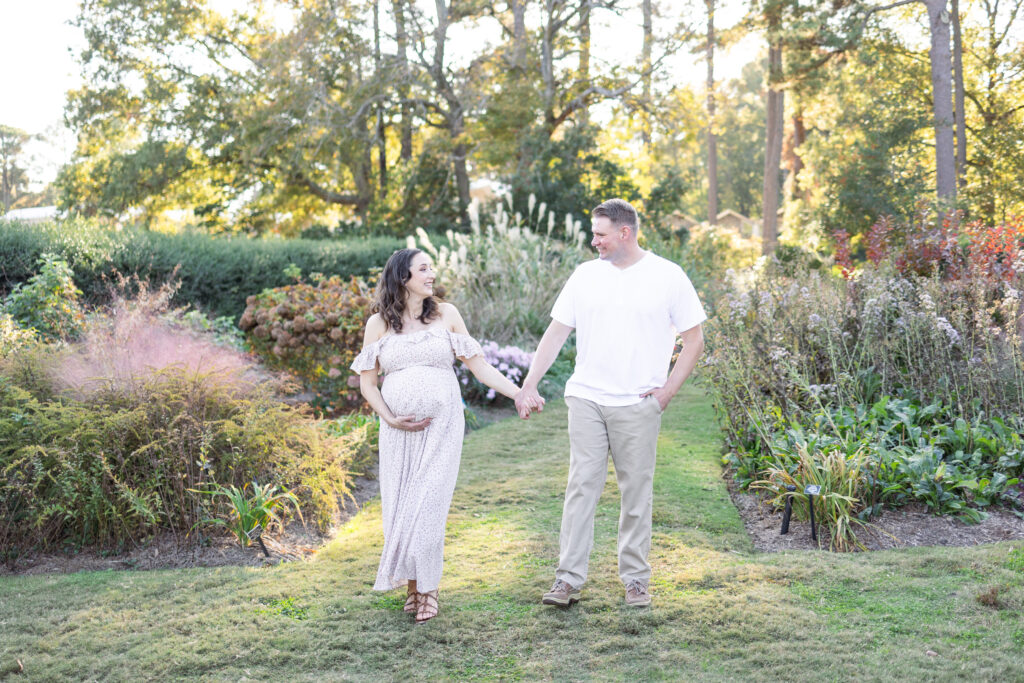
[663,327,705,397]
[523,321,573,389]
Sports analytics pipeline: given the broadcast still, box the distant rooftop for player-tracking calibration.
[1,206,59,223]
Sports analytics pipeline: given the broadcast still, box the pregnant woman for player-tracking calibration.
[351,248,541,624]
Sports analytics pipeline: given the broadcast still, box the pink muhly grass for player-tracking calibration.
[51,287,270,401]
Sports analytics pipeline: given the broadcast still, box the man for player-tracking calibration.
[515,198,706,608]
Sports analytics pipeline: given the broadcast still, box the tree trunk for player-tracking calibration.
[453,138,471,215]
[432,0,470,222]
[579,0,591,128]
[541,1,557,131]
[641,0,653,146]
[761,16,784,255]
[1,165,10,212]
[783,112,806,200]
[373,0,387,195]
[951,0,967,192]
[705,0,717,224]
[923,0,956,204]
[393,0,412,161]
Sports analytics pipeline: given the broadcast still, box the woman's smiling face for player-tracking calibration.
[404,251,435,299]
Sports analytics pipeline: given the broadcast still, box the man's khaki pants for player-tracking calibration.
[556,395,662,588]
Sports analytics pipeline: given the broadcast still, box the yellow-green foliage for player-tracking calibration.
[0,312,35,359]
[2,253,85,341]
[753,446,874,552]
[0,352,359,556]
[239,275,373,414]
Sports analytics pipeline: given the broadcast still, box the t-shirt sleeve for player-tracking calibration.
[670,268,707,332]
[550,269,578,327]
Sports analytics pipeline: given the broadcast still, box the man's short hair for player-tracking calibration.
[592,198,639,234]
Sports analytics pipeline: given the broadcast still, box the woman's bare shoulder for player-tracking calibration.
[438,302,470,334]
[363,313,388,342]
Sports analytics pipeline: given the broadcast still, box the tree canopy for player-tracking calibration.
[56,0,1024,239]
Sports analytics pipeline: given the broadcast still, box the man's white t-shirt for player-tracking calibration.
[550,252,707,407]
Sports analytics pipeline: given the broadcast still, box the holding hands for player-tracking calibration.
[515,385,545,420]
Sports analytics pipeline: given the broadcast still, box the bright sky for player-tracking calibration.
[0,0,82,189]
[0,0,757,189]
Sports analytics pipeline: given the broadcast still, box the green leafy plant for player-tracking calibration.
[255,596,310,620]
[0,312,35,359]
[321,411,380,475]
[754,445,878,551]
[3,253,85,340]
[1007,547,1024,572]
[193,481,302,548]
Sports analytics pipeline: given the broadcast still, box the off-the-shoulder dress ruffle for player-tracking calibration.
[349,327,483,373]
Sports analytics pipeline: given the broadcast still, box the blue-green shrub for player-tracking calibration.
[0,218,403,319]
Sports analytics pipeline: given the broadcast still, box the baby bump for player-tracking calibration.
[381,367,458,421]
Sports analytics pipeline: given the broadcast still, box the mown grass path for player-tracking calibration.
[2,385,1022,681]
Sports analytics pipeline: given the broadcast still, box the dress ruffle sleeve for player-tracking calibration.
[350,339,383,373]
[448,331,484,360]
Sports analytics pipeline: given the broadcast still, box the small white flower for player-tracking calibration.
[934,316,960,345]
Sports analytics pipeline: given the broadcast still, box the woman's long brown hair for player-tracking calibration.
[372,248,440,333]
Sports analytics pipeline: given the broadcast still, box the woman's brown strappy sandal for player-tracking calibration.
[403,586,418,614]
[415,590,439,624]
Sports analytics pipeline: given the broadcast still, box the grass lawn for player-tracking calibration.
[2,384,1023,681]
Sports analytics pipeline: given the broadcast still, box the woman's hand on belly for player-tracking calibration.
[385,414,433,431]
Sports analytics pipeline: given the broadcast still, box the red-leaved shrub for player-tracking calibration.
[239,275,373,414]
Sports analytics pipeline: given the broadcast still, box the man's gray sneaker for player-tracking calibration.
[542,579,581,606]
[624,579,651,607]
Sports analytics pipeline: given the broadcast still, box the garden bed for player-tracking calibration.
[1,467,381,577]
[727,475,1024,552]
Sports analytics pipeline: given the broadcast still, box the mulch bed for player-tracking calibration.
[726,475,1024,552]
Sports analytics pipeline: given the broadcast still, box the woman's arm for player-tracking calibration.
[460,355,521,400]
[357,314,431,432]
[441,303,539,403]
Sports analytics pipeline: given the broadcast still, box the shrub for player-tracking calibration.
[0,218,403,320]
[455,340,533,403]
[3,253,85,341]
[322,412,380,475]
[239,274,374,415]
[412,195,590,345]
[708,261,1024,448]
[706,243,1024,541]
[0,286,357,560]
[0,313,35,359]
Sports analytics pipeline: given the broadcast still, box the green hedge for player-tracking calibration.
[0,219,403,319]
